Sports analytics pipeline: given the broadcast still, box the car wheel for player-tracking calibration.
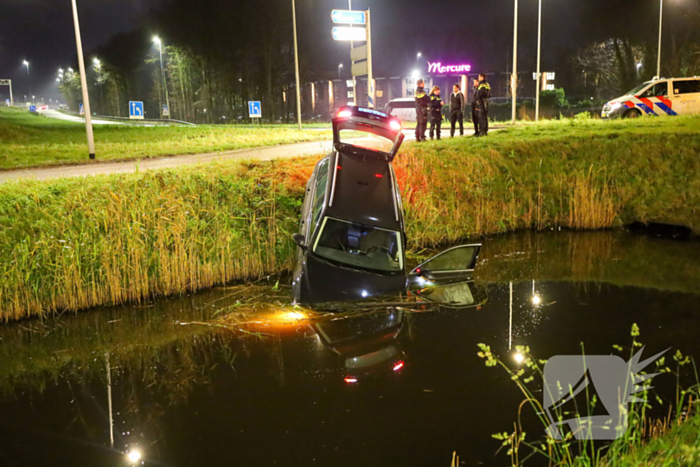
[624,109,641,119]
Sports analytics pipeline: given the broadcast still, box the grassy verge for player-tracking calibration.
[0,106,331,170]
[1,116,700,321]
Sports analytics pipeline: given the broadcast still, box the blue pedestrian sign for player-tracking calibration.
[129,101,144,120]
[29,105,37,113]
[248,101,262,119]
[79,103,84,115]
[162,104,170,117]
[331,10,366,25]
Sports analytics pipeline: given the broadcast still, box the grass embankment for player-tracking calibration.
[0,106,331,170]
[1,116,700,321]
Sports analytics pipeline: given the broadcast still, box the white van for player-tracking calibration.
[385,98,416,123]
[602,77,700,119]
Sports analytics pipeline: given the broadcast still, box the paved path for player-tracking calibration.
[0,127,503,184]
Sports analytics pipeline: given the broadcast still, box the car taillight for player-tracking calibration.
[375,174,383,178]
[337,110,352,118]
[389,120,401,131]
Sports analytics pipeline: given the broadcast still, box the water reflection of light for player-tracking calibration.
[393,361,405,371]
[361,290,369,298]
[513,352,525,364]
[532,294,542,306]
[127,449,141,464]
[344,377,358,384]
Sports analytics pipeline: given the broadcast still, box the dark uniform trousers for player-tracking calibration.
[471,105,479,134]
[478,106,489,135]
[450,112,464,137]
[416,109,428,141]
[430,115,442,139]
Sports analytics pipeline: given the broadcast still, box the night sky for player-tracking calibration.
[0,0,678,102]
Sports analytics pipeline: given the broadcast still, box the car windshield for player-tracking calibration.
[625,82,653,96]
[313,217,403,272]
[337,122,398,155]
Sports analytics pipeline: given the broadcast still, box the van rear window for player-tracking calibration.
[388,101,415,109]
[673,80,700,95]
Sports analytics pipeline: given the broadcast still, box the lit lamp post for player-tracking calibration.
[511,0,519,124]
[153,37,171,119]
[534,0,543,122]
[291,0,302,129]
[93,58,103,115]
[338,63,343,79]
[657,0,665,78]
[23,60,31,103]
[70,0,96,159]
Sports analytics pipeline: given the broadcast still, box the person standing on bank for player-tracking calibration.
[476,73,491,136]
[471,78,480,136]
[449,84,465,138]
[414,79,430,142]
[429,86,444,140]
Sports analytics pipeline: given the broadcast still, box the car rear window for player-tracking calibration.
[313,217,403,272]
[673,80,700,95]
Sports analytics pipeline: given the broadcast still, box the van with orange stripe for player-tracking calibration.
[602,77,700,119]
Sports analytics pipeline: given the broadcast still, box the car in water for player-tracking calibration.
[291,106,481,304]
[602,77,700,119]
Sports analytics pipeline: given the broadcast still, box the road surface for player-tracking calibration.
[39,109,124,125]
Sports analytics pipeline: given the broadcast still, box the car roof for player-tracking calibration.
[389,98,415,102]
[324,151,400,231]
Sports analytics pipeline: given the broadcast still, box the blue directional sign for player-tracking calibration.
[162,104,170,116]
[331,9,366,25]
[332,27,367,42]
[129,101,144,119]
[29,105,37,113]
[79,103,84,115]
[248,101,262,118]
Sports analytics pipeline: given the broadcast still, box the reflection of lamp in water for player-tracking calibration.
[514,352,525,364]
[532,294,542,306]
[127,450,141,464]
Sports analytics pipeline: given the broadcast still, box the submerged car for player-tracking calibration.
[602,77,700,119]
[291,106,481,304]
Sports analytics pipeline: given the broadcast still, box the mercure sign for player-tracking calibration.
[427,62,472,74]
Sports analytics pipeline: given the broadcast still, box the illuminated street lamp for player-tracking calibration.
[93,58,103,114]
[23,60,32,99]
[153,37,171,119]
[338,63,343,79]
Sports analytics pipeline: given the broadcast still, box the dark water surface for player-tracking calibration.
[1,231,699,467]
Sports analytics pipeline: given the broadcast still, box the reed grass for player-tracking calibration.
[1,116,700,321]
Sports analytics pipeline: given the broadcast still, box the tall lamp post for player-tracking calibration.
[70,0,96,159]
[657,0,664,78]
[511,0,519,124]
[338,63,343,79]
[153,37,171,119]
[291,0,302,130]
[23,60,31,103]
[534,0,543,121]
[93,58,103,115]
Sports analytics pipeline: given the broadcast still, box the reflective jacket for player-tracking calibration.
[415,86,430,115]
[429,93,444,119]
[477,80,491,111]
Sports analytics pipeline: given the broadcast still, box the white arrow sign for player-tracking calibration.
[332,27,366,42]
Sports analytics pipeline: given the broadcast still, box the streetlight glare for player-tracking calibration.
[153,36,161,44]
[127,449,141,463]
[23,60,29,66]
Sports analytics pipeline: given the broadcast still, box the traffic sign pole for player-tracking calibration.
[70,0,96,159]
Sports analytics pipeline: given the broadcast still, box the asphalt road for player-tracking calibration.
[39,109,124,125]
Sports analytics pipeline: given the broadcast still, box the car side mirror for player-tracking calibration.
[292,233,307,250]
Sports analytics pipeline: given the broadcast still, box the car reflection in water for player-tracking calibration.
[291,106,483,305]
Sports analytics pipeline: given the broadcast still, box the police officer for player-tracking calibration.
[449,84,465,138]
[428,86,444,140]
[476,73,491,136]
[471,78,480,136]
[414,79,430,142]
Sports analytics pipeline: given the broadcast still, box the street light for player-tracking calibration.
[291,0,302,129]
[153,36,171,119]
[534,0,543,122]
[657,0,665,78]
[70,0,96,159]
[93,58,103,115]
[338,63,343,79]
[511,0,519,124]
[23,60,32,101]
